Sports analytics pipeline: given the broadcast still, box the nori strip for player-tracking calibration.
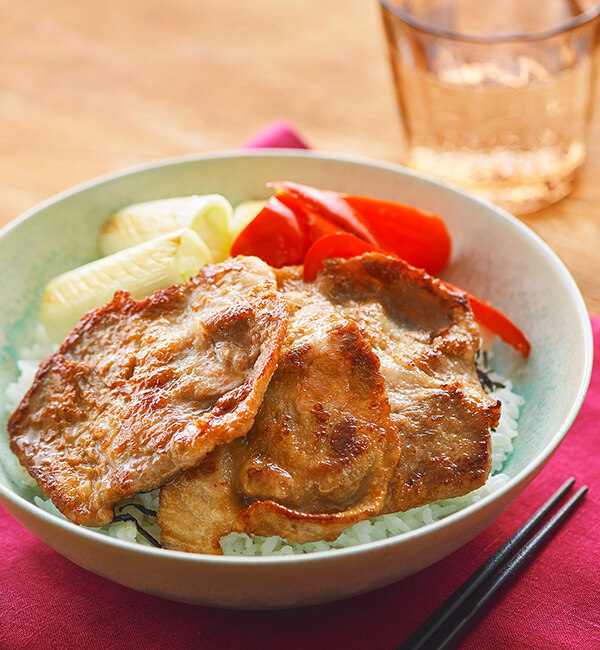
[111,512,161,548]
[482,350,489,367]
[117,502,158,517]
[475,350,505,393]
[477,366,505,393]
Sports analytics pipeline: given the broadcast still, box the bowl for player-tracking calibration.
[0,151,593,609]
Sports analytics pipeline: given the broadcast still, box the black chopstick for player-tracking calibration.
[399,477,587,650]
[400,477,575,649]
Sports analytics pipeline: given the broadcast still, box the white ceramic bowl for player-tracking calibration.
[0,151,593,609]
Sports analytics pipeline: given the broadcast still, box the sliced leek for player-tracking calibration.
[231,199,267,240]
[100,194,233,262]
[41,228,211,342]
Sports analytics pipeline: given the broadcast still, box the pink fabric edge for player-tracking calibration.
[240,120,311,150]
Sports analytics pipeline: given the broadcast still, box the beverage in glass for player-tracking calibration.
[380,0,600,214]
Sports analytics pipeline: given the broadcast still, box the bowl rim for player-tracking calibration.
[0,149,594,565]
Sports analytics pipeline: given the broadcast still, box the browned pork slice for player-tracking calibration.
[8,257,289,527]
[159,294,400,554]
[308,253,501,513]
[159,253,500,554]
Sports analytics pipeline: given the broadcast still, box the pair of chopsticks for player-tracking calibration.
[400,477,588,650]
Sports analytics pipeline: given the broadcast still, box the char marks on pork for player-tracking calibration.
[8,257,288,526]
[158,254,499,553]
[159,291,400,553]
[310,255,501,513]
[9,252,500,549]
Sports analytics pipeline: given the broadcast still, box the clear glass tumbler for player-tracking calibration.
[380,0,600,214]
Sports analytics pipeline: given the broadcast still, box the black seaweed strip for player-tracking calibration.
[111,513,162,548]
[117,502,158,517]
[476,365,505,393]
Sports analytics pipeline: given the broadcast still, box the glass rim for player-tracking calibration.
[379,0,600,43]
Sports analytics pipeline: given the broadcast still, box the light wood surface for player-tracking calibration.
[2,0,599,313]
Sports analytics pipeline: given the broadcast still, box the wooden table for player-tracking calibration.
[2,0,599,313]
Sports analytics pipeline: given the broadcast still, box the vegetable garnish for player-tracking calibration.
[41,228,211,343]
[269,181,451,276]
[344,195,451,276]
[275,192,344,242]
[444,282,531,358]
[303,233,380,281]
[231,181,530,357]
[230,195,307,267]
[467,293,531,358]
[100,194,233,262]
[268,181,381,247]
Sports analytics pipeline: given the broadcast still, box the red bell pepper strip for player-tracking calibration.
[303,233,381,281]
[444,282,530,358]
[468,293,531,358]
[230,195,307,267]
[268,181,381,247]
[275,191,344,242]
[234,182,528,357]
[269,181,451,276]
[344,195,451,277]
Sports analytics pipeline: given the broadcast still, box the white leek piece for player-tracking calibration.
[41,228,210,342]
[100,194,233,262]
[231,199,267,240]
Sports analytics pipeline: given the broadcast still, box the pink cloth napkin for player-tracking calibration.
[241,120,312,149]
[1,124,599,649]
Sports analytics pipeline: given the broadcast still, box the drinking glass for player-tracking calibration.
[380,0,600,214]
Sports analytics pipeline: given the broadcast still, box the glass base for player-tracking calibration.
[406,144,584,215]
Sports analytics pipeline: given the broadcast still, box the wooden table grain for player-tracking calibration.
[2,0,599,313]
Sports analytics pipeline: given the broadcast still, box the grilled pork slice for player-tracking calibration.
[160,253,499,554]
[159,296,400,554]
[308,254,501,513]
[8,257,289,527]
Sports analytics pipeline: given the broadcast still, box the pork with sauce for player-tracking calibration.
[308,254,501,513]
[159,294,400,553]
[8,251,500,549]
[8,257,288,527]
[158,254,500,553]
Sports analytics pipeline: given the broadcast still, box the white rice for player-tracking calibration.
[2,333,523,555]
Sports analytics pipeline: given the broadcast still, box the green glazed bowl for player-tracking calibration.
[0,151,593,608]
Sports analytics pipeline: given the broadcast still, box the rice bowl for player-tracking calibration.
[0,151,592,608]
